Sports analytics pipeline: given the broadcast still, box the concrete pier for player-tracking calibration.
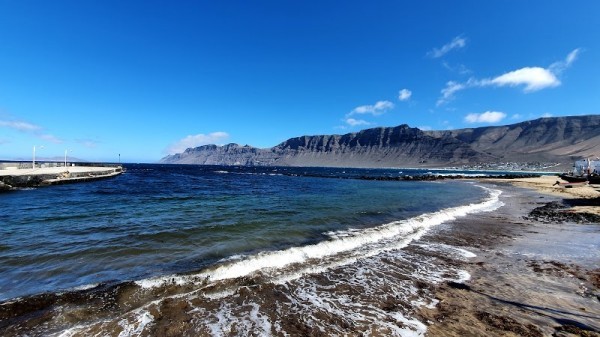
[0,165,124,190]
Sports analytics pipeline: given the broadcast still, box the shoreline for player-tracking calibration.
[416,178,600,336]
[0,176,598,335]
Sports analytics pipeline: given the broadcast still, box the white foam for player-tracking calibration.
[390,312,428,337]
[286,271,429,337]
[135,274,191,289]
[454,247,477,258]
[204,302,273,337]
[199,185,501,282]
[117,309,155,337]
[416,243,477,259]
[71,283,99,291]
[136,185,502,290]
[202,288,236,299]
[455,270,472,282]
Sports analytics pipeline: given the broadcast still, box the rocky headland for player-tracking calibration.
[161,115,600,168]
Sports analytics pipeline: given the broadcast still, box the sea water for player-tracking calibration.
[0,164,502,336]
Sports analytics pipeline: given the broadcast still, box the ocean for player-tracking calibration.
[0,164,503,336]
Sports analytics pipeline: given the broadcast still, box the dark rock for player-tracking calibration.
[526,201,600,224]
[447,281,471,290]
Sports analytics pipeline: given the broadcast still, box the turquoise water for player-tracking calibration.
[0,164,487,301]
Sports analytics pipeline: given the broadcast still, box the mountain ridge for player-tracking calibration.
[160,115,600,167]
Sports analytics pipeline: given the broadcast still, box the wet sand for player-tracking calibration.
[417,179,600,336]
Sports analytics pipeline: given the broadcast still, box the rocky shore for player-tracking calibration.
[356,173,541,182]
[416,177,599,336]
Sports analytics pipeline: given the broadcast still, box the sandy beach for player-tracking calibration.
[417,176,600,336]
[489,175,600,215]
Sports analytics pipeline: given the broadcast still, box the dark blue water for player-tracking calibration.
[0,164,487,301]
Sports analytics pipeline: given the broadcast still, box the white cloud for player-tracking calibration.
[511,114,522,120]
[345,118,371,127]
[398,89,412,101]
[427,35,467,58]
[464,111,507,124]
[418,126,432,131]
[436,48,581,105]
[487,67,560,92]
[541,112,553,118]
[0,120,41,132]
[439,67,560,104]
[349,100,394,116]
[166,132,230,154]
[437,81,466,106]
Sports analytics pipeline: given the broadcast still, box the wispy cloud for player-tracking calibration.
[0,120,42,132]
[0,118,62,143]
[349,100,395,116]
[165,132,230,154]
[465,111,506,124]
[343,100,394,128]
[398,89,412,101]
[427,35,467,58]
[541,112,553,118]
[443,62,471,75]
[549,48,581,75]
[345,118,370,127]
[436,48,581,105]
[437,81,466,106]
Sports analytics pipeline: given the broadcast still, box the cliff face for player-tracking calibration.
[160,115,600,167]
[269,125,490,167]
[427,115,600,162]
[160,144,279,166]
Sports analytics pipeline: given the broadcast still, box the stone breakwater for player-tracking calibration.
[0,166,123,190]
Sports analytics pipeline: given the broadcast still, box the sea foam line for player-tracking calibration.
[136,185,502,289]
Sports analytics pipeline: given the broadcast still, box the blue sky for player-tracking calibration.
[0,1,598,163]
